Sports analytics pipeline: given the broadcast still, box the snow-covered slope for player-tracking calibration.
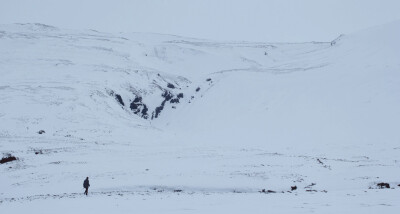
[0,21,400,213]
[162,20,400,152]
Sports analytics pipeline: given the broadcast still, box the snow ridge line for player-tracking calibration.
[212,63,329,75]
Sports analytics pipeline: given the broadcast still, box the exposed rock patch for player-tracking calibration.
[34,150,43,155]
[377,182,390,189]
[107,89,125,107]
[152,90,184,119]
[167,83,175,89]
[1,155,17,164]
[130,96,149,119]
[115,94,125,106]
[259,189,276,193]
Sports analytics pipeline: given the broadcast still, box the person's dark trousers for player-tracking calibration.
[84,187,88,195]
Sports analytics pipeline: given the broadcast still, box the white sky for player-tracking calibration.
[1,0,400,42]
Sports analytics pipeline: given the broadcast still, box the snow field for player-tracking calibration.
[1,21,400,213]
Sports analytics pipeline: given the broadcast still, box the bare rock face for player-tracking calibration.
[130,96,149,119]
[152,91,184,119]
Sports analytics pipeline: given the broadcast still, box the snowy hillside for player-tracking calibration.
[1,21,400,213]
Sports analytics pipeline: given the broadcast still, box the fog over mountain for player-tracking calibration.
[1,0,400,42]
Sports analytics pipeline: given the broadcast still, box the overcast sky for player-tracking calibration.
[1,0,400,42]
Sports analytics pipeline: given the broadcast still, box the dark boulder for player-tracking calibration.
[377,183,390,189]
[1,155,17,164]
[167,83,175,89]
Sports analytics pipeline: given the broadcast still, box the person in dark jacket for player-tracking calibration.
[83,177,90,195]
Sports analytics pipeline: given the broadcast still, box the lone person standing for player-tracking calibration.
[83,177,90,195]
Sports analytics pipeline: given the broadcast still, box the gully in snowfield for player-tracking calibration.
[83,177,90,195]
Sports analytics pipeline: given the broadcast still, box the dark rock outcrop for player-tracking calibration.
[115,94,125,106]
[1,155,17,164]
[167,83,175,89]
[377,182,390,189]
[170,98,180,103]
[152,91,184,119]
[130,96,149,119]
[162,91,173,101]
[107,89,124,107]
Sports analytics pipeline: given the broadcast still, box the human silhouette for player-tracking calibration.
[83,177,90,195]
